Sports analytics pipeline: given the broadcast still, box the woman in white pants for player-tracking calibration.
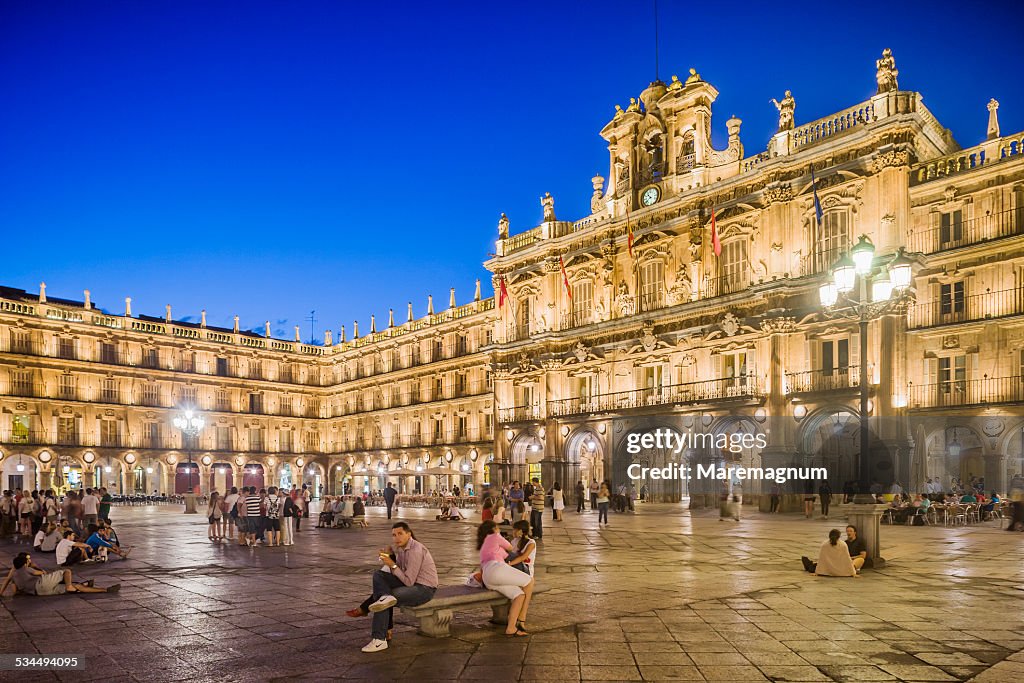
[476,520,533,637]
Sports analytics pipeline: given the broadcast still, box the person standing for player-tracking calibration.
[597,481,610,526]
[528,478,545,540]
[357,522,438,653]
[589,479,599,512]
[97,488,112,522]
[265,487,282,547]
[803,480,816,519]
[383,482,398,520]
[818,481,833,518]
[769,482,781,513]
[81,488,100,529]
[223,487,240,543]
[281,490,296,546]
[551,483,564,522]
[575,481,586,513]
[234,487,249,546]
[206,492,223,541]
[244,487,262,546]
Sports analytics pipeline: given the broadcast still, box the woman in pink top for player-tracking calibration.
[476,520,532,637]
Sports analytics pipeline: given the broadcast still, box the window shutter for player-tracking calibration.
[805,338,817,372]
[926,357,938,386]
[969,352,980,381]
[849,333,860,371]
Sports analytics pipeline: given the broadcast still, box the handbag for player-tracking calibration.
[505,550,530,575]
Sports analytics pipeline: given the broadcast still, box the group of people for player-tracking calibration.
[208,484,312,546]
[1,488,127,598]
[344,516,540,653]
[1,487,113,541]
[480,478,557,538]
[316,495,368,528]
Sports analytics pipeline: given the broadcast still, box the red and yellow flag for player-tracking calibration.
[498,275,510,308]
[559,255,572,300]
[710,207,721,257]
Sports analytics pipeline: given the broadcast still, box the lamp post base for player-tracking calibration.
[183,493,198,514]
[843,503,889,569]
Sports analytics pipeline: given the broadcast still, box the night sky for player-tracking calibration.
[2,1,1022,341]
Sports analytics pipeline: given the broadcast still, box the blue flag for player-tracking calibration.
[811,167,824,226]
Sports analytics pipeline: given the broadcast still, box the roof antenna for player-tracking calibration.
[306,310,317,345]
[653,0,660,82]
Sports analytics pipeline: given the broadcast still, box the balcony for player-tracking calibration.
[786,366,861,394]
[909,375,1024,409]
[906,207,1023,254]
[498,405,543,423]
[560,310,593,331]
[549,376,762,418]
[908,287,1024,329]
[701,275,750,299]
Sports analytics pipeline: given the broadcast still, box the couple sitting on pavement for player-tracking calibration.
[56,524,131,566]
[436,499,464,521]
[1,552,120,597]
[801,524,868,577]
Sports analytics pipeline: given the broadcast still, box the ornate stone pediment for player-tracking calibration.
[704,312,760,340]
[763,184,793,206]
[760,316,796,334]
[870,149,910,173]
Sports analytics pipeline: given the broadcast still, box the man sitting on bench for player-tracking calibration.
[346,522,438,653]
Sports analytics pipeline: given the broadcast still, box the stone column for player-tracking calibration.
[843,503,889,568]
[760,319,797,511]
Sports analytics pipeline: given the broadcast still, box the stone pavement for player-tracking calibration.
[1,502,1022,682]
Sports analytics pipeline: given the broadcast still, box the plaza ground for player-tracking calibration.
[1,502,1023,682]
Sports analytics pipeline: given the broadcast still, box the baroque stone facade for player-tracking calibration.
[3,50,1024,508]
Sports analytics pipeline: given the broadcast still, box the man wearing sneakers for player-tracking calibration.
[356,522,437,653]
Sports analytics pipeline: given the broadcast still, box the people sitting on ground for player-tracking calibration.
[845,524,868,570]
[481,498,494,522]
[0,553,119,597]
[352,496,367,528]
[492,500,509,525]
[346,522,438,653]
[85,524,131,562]
[435,499,463,521]
[33,523,61,553]
[802,529,859,577]
[56,530,96,567]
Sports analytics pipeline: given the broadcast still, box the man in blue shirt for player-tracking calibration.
[85,524,131,562]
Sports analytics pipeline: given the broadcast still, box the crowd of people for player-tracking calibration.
[208,484,313,546]
[0,487,126,598]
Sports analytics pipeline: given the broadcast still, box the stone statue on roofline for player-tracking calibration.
[876,48,898,93]
[540,192,556,222]
[498,213,509,239]
[770,90,795,132]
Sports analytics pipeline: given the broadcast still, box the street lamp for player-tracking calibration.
[172,408,205,514]
[819,235,914,502]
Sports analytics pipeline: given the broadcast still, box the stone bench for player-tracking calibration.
[401,584,547,637]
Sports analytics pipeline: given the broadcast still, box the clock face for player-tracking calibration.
[641,187,660,206]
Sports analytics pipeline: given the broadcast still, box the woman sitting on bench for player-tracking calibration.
[476,520,533,637]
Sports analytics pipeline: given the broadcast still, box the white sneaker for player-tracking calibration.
[361,638,388,653]
[368,595,397,612]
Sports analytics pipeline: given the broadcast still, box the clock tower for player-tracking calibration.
[598,69,744,217]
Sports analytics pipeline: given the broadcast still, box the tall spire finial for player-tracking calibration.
[407,302,413,323]
[987,99,1001,139]
[427,295,434,315]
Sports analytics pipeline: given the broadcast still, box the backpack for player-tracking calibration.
[229,499,239,519]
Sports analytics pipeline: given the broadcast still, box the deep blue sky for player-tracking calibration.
[2,1,1022,342]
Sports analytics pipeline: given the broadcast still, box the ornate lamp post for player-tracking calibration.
[173,409,205,514]
[818,237,914,570]
[819,236,913,502]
